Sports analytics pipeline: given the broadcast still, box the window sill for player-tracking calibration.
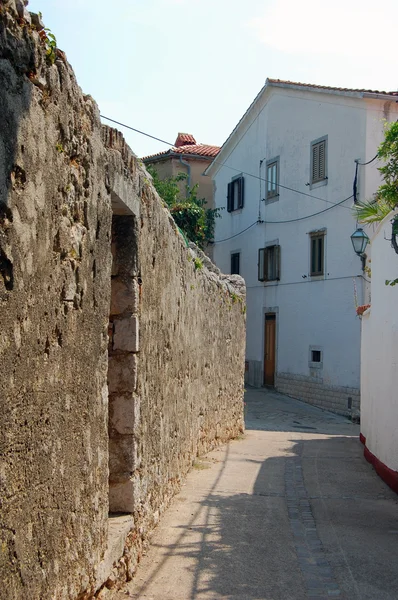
[309,274,325,281]
[227,208,243,214]
[310,178,328,190]
[259,279,280,285]
[309,362,323,369]
[264,194,280,205]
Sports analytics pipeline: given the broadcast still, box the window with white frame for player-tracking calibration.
[258,245,281,282]
[266,159,279,199]
[227,176,244,212]
[311,137,327,185]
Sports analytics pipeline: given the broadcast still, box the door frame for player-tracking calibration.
[263,307,278,387]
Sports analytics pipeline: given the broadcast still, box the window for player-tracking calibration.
[227,176,244,212]
[231,252,240,275]
[309,346,323,369]
[258,245,281,282]
[311,350,321,363]
[311,137,327,185]
[266,159,279,199]
[310,232,325,276]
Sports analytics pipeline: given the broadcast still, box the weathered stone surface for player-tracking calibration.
[108,354,138,394]
[113,315,139,352]
[109,480,135,514]
[109,393,138,435]
[110,278,139,316]
[0,3,246,599]
[0,4,112,599]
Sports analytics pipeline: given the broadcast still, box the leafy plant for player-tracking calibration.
[354,121,398,224]
[39,27,57,65]
[147,165,222,249]
[193,257,203,271]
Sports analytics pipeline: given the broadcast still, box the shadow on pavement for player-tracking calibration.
[127,390,398,600]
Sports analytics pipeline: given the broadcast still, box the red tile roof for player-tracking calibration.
[175,133,196,147]
[143,141,220,162]
[267,78,398,96]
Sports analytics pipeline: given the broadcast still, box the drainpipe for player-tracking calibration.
[179,155,191,193]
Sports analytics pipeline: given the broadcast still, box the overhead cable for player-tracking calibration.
[100,113,352,210]
[213,195,353,243]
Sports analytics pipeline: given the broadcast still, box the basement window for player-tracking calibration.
[309,346,323,369]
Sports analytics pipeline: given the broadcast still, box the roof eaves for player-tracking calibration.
[205,80,271,177]
[267,79,365,98]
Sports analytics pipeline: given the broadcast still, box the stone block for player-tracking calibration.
[110,278,139,315]
[109,435,137,477]
[110,394,139,435]
[109,479,135,514]
[113,316,139,352]
[108,354,138,394]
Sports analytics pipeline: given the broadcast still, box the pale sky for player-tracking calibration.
[28,0,398,158]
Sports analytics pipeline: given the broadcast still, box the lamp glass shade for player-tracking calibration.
[351,227,369,255]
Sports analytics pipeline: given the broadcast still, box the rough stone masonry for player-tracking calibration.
[0,2,246,599]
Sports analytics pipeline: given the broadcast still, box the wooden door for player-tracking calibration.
[264,314,276,386]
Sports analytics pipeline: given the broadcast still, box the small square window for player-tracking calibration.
[231,252,240,275]
[311,350,321,363]
[309,346,323,369]
[310,232,325,277]
[258,245,281,282]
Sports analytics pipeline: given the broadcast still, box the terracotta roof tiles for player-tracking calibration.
[175,133,196,147]
[143,141,220,161]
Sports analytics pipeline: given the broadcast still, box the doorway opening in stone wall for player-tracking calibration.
[107,213,139,516]
[264,313,276,387]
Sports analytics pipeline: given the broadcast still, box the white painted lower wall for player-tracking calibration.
[361,210,398,474]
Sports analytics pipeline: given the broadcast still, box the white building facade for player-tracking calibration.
[206,79,398,415]
[360,210,398,491]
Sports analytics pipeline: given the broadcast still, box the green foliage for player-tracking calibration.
[385,278,398,287]
[354,121,398,224]
[193,257,203,270]
[43,28,57,64]
[55,142,64,153]
[147,165,222,249]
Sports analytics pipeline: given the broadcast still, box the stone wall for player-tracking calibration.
[0,3,112,599]
[275,373,360,418]
[0,3,246,598]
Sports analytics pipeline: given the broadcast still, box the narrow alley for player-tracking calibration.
[118,389,398,600]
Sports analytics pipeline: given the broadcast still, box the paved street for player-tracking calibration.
[117,388,398,600]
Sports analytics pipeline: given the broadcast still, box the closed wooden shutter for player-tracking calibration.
[312,140,326,183]
[227,182,233,212]
[238,177,244,209]
[274,245,281,280]
[318,141,325,180]
[258,248,266,281]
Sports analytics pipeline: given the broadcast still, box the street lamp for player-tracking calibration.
[350,227,369,270]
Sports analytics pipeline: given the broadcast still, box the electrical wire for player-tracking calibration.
[101,113,353,210]
[261,194,353,224]
[355,154,378,166]
[101,115,174,146]
[213,194,353,243]
[213,221,258,243]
